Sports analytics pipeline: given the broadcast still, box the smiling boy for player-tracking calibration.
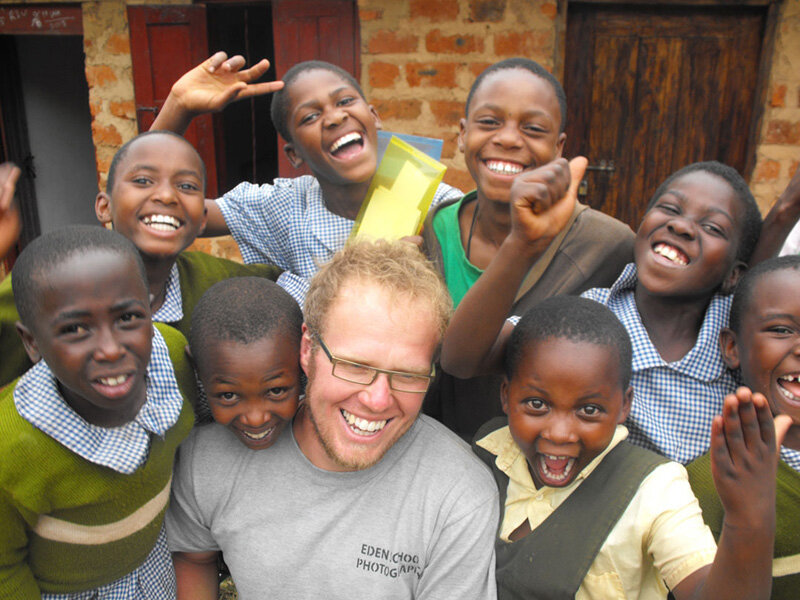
[688,255,800,598]
[474,296,781,600]
[153,54,461,305]
[0,130,281,389]
[0,226,196,598]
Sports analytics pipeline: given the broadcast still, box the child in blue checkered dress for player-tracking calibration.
[443,161,775,464]
[0,226,196,599]
[152,53,462,305]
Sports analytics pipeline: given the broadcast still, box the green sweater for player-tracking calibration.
[0,250,281,388]
[0,323,196,598]
[687,452,800,599]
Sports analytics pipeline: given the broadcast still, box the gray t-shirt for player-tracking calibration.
[166,415,499,599]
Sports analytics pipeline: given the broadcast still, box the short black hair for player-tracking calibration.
[189,277,303,369]
[646,161,762,263]
[270,61,365,143]
[465,58,567,133]
[505,295,632,388]
[12,225,147,327]
[106,130,206,194]
[729,255,800,335]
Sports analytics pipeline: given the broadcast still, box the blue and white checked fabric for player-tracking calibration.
[216,175,462,306]
[151,263,183,324]
[41,526,176,600]
[781,446,800,473]
[14,327,183,474]
[582,263,738,464]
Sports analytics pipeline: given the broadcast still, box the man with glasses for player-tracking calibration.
[167,240,498,599]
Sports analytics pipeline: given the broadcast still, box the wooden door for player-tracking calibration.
[563,4,766,228]
[128,5,219,196]
[271,0,359,177]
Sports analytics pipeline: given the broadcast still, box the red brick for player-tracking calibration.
[91,121,123,146]
[494,31,551,56]
[96,154,112,177]
[89,100,103,119]
[443,167,474,191]
[405,62,458,88]
[790,160,800,178]
[110,100,135,120]
[188,237,242,261]
[359,8,382,21]
[369,62,400,88]
[441,131,460,159]
[469,62,493,78]
[771,84,787,108]
[430,100,464,127]
[105,33,130,55]
[541,2,558,19]
[765,120,800,145]
[368,30,418,54]
[753,159,780,182]
[410,0,458,22]
[373,99,422,121]
[85,65,117,88]
[426,30,483,54]
[469,0,506,22]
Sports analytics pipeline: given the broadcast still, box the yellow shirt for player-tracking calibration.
[476,425,717,599]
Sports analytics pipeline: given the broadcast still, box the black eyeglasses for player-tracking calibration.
[313,333,435,394]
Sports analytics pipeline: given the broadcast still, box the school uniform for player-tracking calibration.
[475,420,717,599]
[0,324,195,599]
[582,263,738,464]
[216,176,462,306]
[688,446,800,599]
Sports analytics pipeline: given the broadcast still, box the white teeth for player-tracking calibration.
[98,375,128,386]
[780,374,800,383]
[142,214,180,231]
[341,409,387,436]
[485,160,524,175]
[330,132,362,153]
[242,427,275,440]
[653,243,688,266]
[537,455,576,482]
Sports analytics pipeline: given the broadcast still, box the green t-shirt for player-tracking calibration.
[431,191,482,308]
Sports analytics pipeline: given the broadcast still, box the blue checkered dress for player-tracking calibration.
[14,327,182,599]
[151,263,183,325]
[781,446,800,473]
[216,176,462,305]
[582,263,738,464]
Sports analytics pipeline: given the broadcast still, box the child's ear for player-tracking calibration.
[299,323,313,376]
[620,385,633,423]
[15,322,41,364]
[198,205,208,237]
[555,132,566,158]
[95,192,113,226]
[369,104,382,130]
[720,260,746,296]
[500,377,510,415]
[184,345,196,369]
[283,143,304,169]
[719,327,741,370]
[457,118,467,154]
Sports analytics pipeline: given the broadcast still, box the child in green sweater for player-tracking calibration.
[0,130,281,388]
[170,276,304,598]
[0,226,196,598]
[688,255,800,599]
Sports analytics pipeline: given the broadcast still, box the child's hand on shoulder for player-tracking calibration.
[169,52,285,116]
[711,387,790,529]
[0,162,21,260]
[508,156,586,249]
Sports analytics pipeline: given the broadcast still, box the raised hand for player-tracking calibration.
[508,156,587,248]
[0,162,21,260]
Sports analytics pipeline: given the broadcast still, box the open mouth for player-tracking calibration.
[330,132,365,159]
[484,160,524,176]
[652,242,689,266]
[141,214,182,232]
[778,374,800,404]
[92,373,135,397]
[536,453,577,485]
[240,426,276,441]
[341,409,387,436]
